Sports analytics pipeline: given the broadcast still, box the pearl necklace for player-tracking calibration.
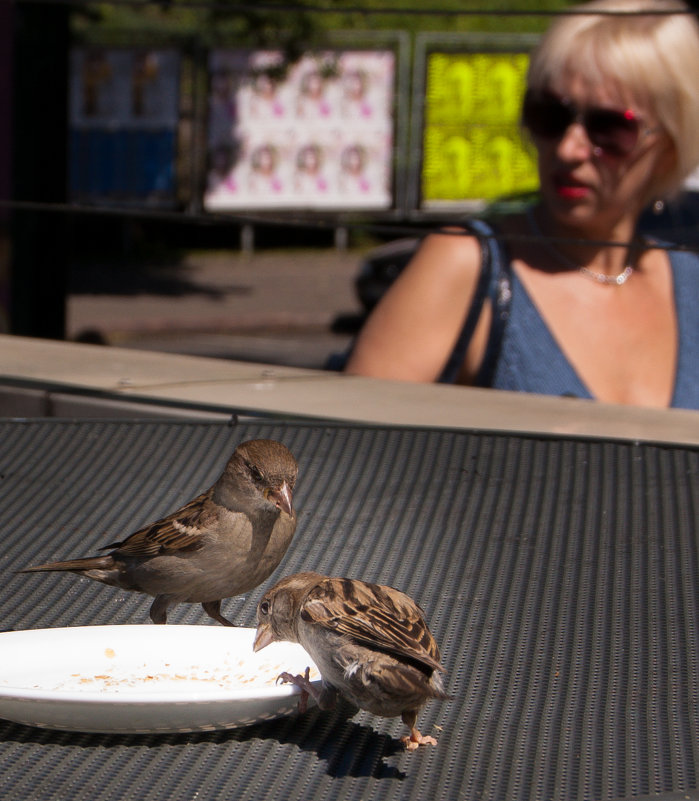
[526,207,635,287]
[579,263,634,286]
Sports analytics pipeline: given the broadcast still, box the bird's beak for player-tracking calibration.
[253,622,274,652]
[266,481,294,516]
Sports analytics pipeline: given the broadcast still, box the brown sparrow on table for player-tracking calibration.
[254,571,448,750]
[21,439,298,626]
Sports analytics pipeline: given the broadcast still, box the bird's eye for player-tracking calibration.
[250,465,264,482]
[259,600,270,616]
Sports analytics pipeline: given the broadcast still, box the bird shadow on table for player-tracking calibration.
[256,705,409,780]
[0,704,408,781]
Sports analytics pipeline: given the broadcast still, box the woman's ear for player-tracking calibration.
[650,136,678,198]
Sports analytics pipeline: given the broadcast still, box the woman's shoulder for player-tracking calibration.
[411,224,485,284]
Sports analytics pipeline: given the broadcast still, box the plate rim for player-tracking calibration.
[0,624,319,706]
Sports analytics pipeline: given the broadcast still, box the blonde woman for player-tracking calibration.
[346,0,699,409]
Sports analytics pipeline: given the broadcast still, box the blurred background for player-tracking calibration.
[2,0,699,370]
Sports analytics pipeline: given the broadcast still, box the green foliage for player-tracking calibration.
[72,0,577,47]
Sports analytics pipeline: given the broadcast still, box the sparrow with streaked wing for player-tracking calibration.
[254,571,448,750]
[21,439,298,626]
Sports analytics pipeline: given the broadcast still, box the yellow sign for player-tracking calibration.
[422,52,539,205]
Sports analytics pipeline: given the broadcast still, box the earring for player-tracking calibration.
[652,199,665,215]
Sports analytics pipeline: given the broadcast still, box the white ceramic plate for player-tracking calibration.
[0,625,320,734]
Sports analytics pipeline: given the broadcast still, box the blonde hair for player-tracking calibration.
[527,0,699,197]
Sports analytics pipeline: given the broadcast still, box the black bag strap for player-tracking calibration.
[327,219,512,380]
[438,218,511,385]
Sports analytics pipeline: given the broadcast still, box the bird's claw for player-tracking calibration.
[276,670,299,686]
[276,667,312,714]
[276,666,311,687]
[400,730,438,751]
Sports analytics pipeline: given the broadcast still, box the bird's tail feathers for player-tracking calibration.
[428,671,452,700]
[19,555,114,573]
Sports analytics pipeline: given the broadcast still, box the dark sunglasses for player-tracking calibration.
[522,89,655,159]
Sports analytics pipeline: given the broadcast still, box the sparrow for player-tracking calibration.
[254,572,448,750]
[21,439,298,626]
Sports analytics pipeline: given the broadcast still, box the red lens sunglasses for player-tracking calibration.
[522,89,658,159]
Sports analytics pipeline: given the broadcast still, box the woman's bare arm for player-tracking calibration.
[344,230,485,382]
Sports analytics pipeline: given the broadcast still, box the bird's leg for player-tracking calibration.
[277,668,337,715]
[202,600,234,627]
[400,728,438,751]
[278,666,313,714]
[149,595,173,625]
[400,710,438,750]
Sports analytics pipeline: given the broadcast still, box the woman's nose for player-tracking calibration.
[556,121,595,161]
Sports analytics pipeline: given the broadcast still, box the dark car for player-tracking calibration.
[354,236,420,312]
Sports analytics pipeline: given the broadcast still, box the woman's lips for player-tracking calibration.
[553,176,591,199]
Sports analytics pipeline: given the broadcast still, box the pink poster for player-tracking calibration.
[204,50,395,211]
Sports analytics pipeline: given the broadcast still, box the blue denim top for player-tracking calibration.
[441,221,699,410]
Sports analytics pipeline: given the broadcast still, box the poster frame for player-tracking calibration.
[67,44,182,208]
[408,32,540,217]
[202,29,411,219]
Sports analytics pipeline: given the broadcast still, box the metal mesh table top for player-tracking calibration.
[0,418,697,801]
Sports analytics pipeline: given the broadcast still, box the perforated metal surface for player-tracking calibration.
[0,419,697,801]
